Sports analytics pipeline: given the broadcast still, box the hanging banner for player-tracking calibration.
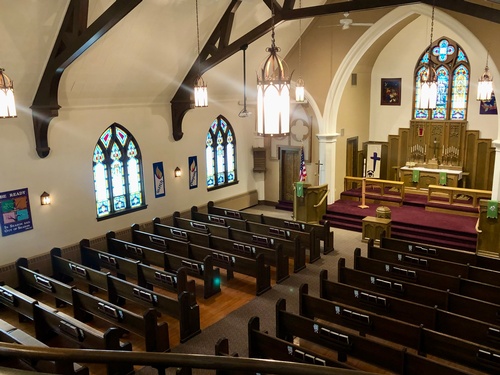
[366,144,382,178]
[153,162,166,198]
[189,156,198,189]
[0,188,33,237]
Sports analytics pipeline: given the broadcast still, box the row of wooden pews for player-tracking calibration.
[0,202,332,374]
[0,283,132,375]
[212,235,500,374]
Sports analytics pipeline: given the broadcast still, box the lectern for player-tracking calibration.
[293,183,329,223]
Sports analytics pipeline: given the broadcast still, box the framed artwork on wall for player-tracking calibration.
[381,78,401,106]
[479,92,497,115]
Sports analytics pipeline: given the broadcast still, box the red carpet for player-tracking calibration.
[323,199,477,252]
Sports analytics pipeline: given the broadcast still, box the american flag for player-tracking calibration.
[299,147,307,182]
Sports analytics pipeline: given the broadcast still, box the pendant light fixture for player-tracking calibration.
[417,2,438,110]
[256,0,291,136]
[0,68,16,118]
[239,44,252,118]
[194,0,208,107]
[477,53,493,101]
[295,0,305,102]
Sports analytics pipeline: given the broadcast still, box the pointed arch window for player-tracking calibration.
[206,115,238,190]
[93,123,146,220]
[413,37,470,120]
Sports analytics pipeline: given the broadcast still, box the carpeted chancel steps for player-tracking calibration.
[323,195,478,252]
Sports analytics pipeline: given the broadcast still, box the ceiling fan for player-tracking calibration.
[321,12,374,30]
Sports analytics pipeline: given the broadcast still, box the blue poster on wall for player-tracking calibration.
[0,188,33,237]
[189,156,198,189]
[153,162,166,198]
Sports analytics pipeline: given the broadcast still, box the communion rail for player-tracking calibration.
[0,342,375,375]
[343,177,405,201]
[426,185,491,212]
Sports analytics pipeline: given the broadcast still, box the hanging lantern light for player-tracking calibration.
[417,3,437,110]
[194,0,208,107]
[0,68,16,118]
[256,2,290,136]
[477,54,493,101]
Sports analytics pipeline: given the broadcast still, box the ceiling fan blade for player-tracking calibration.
[351,22,374,27]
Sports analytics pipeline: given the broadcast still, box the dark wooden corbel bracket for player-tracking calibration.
[31,0,142,158]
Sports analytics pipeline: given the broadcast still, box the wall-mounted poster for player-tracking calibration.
[480,92,497,115]
[0,188,33,237]
[189,156,198,189]
[153,162,166,198]
[381,78,401,106]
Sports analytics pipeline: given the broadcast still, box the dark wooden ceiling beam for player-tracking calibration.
[170,0,427,141]
[31,0,142,158]
[420,0,500,24]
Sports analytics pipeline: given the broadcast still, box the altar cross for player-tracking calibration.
[315,160,323,184]
[370,152,381,173]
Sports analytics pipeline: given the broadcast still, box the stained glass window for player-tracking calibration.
[206,115,237,190]
[93,123,146,219]
[413,37,470,120]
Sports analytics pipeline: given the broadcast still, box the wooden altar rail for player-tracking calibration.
[427,185,491,209]
[344,177,405,200]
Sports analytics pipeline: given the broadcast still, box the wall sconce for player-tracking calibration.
[174,167,182,178]
[40,192,51,205]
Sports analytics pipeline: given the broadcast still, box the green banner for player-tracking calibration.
[439,172,447,185]
[412,169,420,183]
[296,182,304,198]
[487,200,498,219]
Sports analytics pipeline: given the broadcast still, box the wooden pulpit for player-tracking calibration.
[476,200,500,258]
[293,183,329,223]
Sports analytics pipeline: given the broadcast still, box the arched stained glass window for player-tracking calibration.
[206,115,238,190]
[413,37,470,120]
[93,123,146,220]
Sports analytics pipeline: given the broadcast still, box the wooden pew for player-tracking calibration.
[299,282,500,351]
[207,201,334,255]
[0,318,88,375]
[153,218,290,283]
[133,223,271,296]
[274,298,471,375]
[214,337,256,375]
[15,257,170,352]
[33,302,133,375]
[380,236,500,272]
[79,239,194,295]
[72,288,169,352]
[0,284,38,322]
[353,248,500,304]
[51,247,201,343]
[247,317,356,371]
[114,229,221,299]
[173,212,305,273]
[335,259,500,326]
[192,206,321,263]
[367,239,500,286]
[16,257,75,308]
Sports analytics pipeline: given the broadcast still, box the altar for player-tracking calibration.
[400,166,463,189]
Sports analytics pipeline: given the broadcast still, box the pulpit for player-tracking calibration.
[293,183,329,223]
[476,200,500,258]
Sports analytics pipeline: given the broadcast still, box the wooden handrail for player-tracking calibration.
[0,342,375,375]
[344,177,405,200]
[314,189,329,208]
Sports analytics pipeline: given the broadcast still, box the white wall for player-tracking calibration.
[0,99,258,265]
[370,13,499,141]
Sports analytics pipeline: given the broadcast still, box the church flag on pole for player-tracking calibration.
[299,147,307,182]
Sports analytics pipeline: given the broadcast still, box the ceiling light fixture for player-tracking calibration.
[256,0,291,136]
[0,68,16,118]
[295,0,305,103]
[477,53,493,101]
[417,2,438,110]
[194,0,208,107]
